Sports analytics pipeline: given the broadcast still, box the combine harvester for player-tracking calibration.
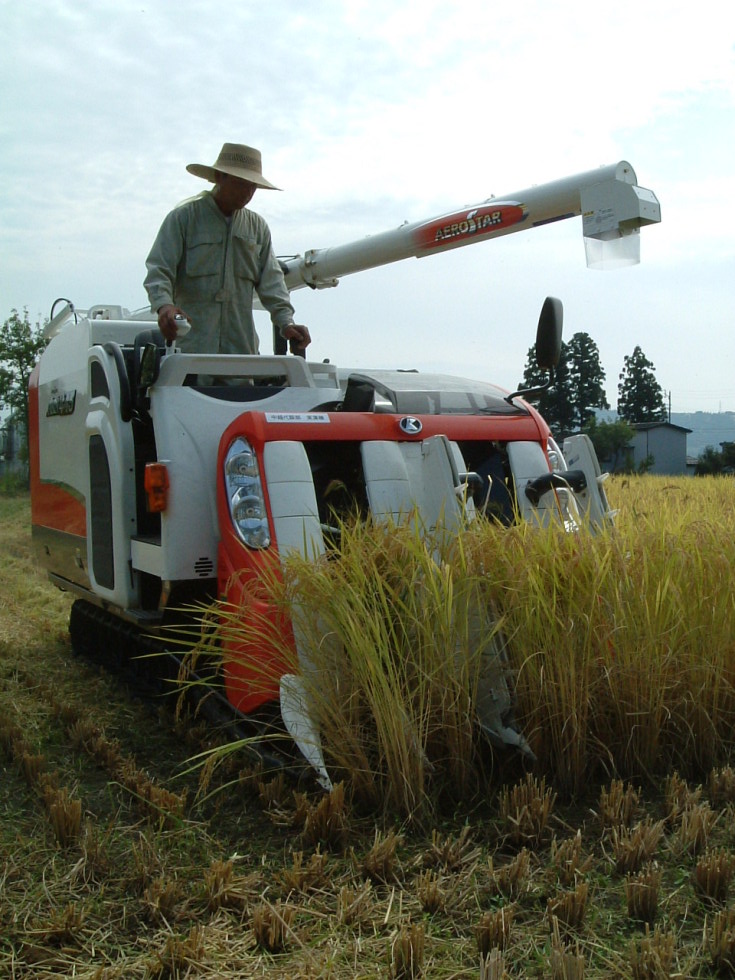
[29,161,660,785]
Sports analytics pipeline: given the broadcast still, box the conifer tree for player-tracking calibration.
[617,346,667,423]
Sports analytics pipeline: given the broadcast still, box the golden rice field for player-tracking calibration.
[2,476,735,978]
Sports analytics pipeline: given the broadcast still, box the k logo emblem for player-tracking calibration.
[399,417,423,435]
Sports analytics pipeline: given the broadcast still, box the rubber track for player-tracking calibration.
[68,599,293,774]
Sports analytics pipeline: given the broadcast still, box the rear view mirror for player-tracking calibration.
[505,296,564,405]
[536,296,563,370]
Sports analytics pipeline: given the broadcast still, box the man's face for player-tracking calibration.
[214,173,257,214]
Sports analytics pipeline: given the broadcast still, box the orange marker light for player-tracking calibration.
[144,462,170,513]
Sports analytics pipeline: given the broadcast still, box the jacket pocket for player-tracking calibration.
[185,233,223,278]
[232,235,261,282]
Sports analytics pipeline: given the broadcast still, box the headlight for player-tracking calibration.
[224,438,271,549]
[547,436,567,473]
[225,444,259,482]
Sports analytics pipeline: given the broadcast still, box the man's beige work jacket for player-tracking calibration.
[144,191,295,354]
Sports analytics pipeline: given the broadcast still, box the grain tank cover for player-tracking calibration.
[343,370,527,416]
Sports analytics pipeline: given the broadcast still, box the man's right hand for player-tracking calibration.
[157,304,191,343]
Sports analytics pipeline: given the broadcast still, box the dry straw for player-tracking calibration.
[693,847,735,903]
[492,848,532,902]
[389,921,425,980]
[610,818,664,875]
[628,924,676,980]
[625,862,662,924]
[416,869,446,914]
[708,907,735,973]
[546,882,589,934]
[597,779,640,830]
[476,905,515,956]
[551,830,594,887]
[550,917,585,979]
[479,949,508,980]
[251,901,295,952]
[498,772,556,845]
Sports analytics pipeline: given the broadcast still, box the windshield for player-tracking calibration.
[343,371,526,417]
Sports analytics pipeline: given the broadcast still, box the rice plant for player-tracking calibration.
[360,828,403,884]
[709,766,735,806]
[674,802,718,857]
[479,949,508,980]
[422,824,479,871]
[195,514,512,821]
[550,918,586,980]
[181,474,735,815]
[300,780,349,851]
[469,478,735,792]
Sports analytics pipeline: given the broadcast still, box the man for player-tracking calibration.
[144,142,310,355]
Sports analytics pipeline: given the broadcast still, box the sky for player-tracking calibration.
[2,0,734,414]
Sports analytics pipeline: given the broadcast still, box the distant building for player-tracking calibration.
[629,421,691,475]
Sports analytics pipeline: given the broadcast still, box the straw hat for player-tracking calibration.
[186,143,280,190]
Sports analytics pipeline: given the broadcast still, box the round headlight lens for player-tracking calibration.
[224,438,271,549]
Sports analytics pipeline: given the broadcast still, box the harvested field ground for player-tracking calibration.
[2,485,735,978]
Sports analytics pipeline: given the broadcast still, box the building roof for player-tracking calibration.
[631,421,692,434]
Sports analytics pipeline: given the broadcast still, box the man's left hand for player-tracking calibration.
[283,324,311,353]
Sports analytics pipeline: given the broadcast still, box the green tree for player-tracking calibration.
[519,331,608,439]
[0,309,47,461]
[567,332,609,428]
[722,442,735,472]
[694,446,723,475]
[695,442,735,476]
[582,416,634,473]
[617,346,667,423]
